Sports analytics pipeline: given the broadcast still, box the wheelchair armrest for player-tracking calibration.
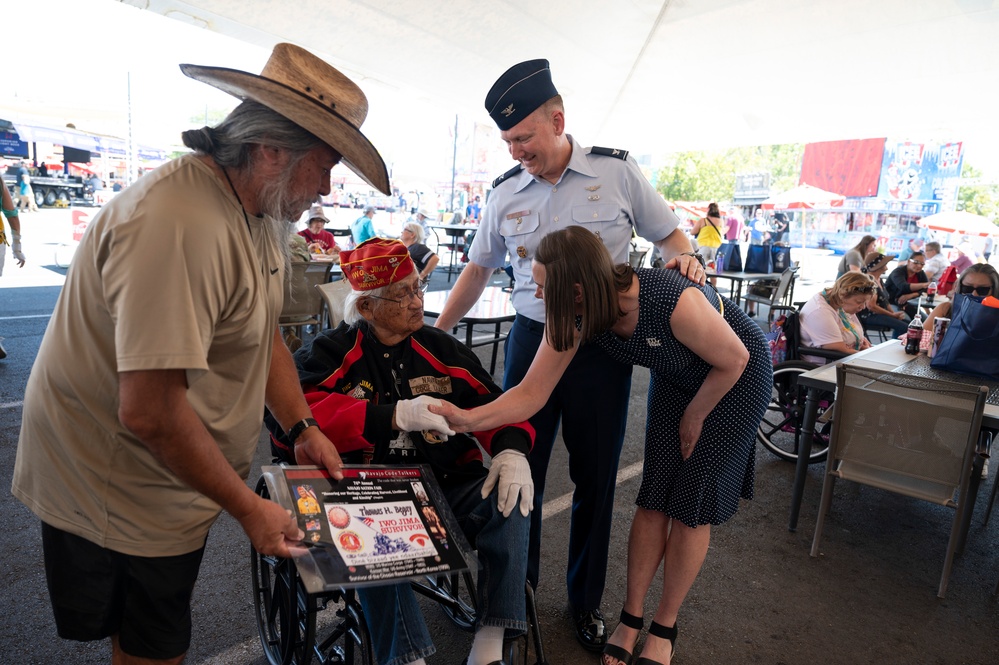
[797,345,848,361]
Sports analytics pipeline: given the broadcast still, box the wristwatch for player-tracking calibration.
[680,251,706,268]
[286,417,319,444]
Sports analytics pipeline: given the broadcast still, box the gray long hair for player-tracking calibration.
[181,100,324,168]
[343,283,393,326]
[182,101,327,265]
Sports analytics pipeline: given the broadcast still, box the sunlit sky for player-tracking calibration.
[4,0,998,189]
[1,0,499,188]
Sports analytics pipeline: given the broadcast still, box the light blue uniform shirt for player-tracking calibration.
[470,135,680,321]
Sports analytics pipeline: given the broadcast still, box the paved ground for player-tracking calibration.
[1,208,997,664]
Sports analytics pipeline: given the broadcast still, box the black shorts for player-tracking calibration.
[41,522,206,660]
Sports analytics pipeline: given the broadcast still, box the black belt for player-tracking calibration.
[514,314,545,334]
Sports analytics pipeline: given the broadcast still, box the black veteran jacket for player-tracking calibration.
[266,321,534,489]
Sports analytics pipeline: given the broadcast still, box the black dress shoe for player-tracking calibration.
[571,607,607,652]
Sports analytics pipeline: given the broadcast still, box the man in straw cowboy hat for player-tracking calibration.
[267,237,535,665]
[12,43,395,664]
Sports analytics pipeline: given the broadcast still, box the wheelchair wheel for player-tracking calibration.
[252,477,373,665]
[252,549,318,665]
[413,570,478,633]
[757,361,834,464]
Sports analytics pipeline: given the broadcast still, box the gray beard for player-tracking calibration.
[255,168,316,271]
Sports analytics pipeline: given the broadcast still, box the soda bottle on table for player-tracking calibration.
[904,299,923,355]
[926,280,937,303]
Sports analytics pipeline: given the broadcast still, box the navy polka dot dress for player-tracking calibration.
[594,268,772,526]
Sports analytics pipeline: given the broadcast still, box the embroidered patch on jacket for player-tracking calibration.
[409,375,453,395]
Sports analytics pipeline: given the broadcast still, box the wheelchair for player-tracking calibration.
[757,308,846,464]
[251,476,550,665]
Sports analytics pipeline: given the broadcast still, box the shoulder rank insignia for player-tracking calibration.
[589,146,629,160]
[492,164,524,188]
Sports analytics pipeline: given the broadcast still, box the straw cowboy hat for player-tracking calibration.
[180,43,390,195]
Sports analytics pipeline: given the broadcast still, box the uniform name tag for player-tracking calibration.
[506,210,531,220]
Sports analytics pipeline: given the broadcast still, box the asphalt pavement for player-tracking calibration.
[1,208,997,664]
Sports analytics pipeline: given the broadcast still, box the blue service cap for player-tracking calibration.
[484,59,559,131]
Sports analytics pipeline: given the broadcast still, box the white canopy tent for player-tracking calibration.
[121,0,999,168]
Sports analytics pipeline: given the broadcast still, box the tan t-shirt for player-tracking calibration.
[12,154,285,556]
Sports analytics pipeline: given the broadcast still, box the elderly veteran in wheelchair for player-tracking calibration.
[267,237,534,665]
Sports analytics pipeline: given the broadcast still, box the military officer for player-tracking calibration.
[434,58,704,651]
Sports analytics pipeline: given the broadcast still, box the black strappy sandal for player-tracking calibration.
[635,620,678,665]
[601,610,644,665]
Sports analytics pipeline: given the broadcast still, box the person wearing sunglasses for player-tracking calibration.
[800,271,875,363]
[885,249,931,318]
[858,251,910,338]
[923,263,999,330]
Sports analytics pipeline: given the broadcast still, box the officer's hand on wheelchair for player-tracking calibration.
[481,449,534,518]
[394,396,456,439]
[242,496,306,558]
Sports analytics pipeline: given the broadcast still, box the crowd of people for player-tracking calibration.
[6,40,998,665]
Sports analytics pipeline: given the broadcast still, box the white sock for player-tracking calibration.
[468,624,504,665]
[403,660,426,665]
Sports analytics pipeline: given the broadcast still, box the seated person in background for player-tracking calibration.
[298,204,340,259]
[950,242,977,276]
[924,263,999,329]
[411,207,435,236]
[921,241,949,280]
[885,250,930,318]
[799,272,874,364]
[896,237,924,264]
[836,234,876,279]
[399,221,439,283]
[266,238,534,665]
[351,205,377,247]
[858,252,909,338]
[288,233,312,263]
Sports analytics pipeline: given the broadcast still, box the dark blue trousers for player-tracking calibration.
[503,314,632,611]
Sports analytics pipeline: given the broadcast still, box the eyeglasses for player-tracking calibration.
[959,284,992,296]
[909,260,924,266]
[367,281,429,308]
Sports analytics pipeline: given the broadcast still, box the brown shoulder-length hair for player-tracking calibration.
[535,226,631,352]
[852,234,877,255]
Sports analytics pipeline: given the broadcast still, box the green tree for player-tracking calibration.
[956,163,999,221]
[655,144,804,202]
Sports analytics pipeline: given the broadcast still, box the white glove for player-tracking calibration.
[11,233,24,267]
[394,396,455,439]
[481,449,534,518]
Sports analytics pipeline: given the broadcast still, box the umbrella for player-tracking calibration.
[916,210,999,237]
[760,184,846,210]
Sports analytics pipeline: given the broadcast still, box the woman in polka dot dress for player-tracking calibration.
[433,226,771,665]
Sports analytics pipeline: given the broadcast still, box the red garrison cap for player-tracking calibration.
[339,238,415,291]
